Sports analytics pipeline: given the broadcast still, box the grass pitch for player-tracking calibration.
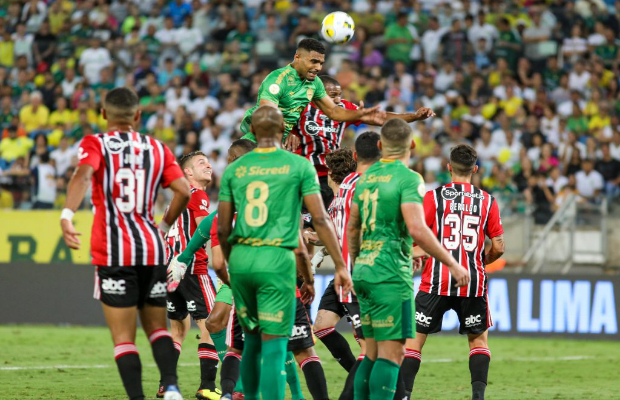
[0,325,617,399]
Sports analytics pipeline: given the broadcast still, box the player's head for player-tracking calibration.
[320,75,342,104]
[326,148,357,185]
[378,119,415,157]
[250,105,285,142]
[179,151,213,186]
[448,144,479,177]
[102,87,140,124]
[294,38,326,81]
[355,131,381,164]
[228,139,257,164]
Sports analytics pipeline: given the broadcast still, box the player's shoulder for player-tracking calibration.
[341,99,358,110]
[264,65,294,85]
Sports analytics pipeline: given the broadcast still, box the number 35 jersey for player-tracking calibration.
[218,147,320,250]
[352,159,425,285]
[419,183,503,297]
[78,132,184,267]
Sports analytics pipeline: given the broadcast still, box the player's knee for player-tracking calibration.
[468,331,488,349]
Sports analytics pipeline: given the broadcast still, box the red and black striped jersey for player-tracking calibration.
[293,100,361,176]
[78,131,184,267]
[328,171,361,303]
[166,187,210,274]
[419,183,503,297]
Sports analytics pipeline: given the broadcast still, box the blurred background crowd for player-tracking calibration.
[0,0,619,223]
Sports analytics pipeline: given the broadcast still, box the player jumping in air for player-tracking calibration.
[218,106,352,400]
[408,144,505,400]
[157,151,220,400]
[347,119,470,400]
[60,88,190,400]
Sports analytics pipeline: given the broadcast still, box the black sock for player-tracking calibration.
[198,343,219,390]
[403,349,421,394]
[220,352,241,395]
[148,330,177,387]
[469,348,491,400]
[160,341,182,389]
[301,356,329,400]
[314,327,356,371]
[114,343,144,400]
[393,367,408,400]
[339,357,362,400]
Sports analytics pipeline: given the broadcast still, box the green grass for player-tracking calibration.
[0,325,617,399]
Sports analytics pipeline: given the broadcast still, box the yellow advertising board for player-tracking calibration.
[0,211,94,264]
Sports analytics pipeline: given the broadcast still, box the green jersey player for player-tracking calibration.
[218,106,353,400]
[239,38,382,150]
[347,119,470,400]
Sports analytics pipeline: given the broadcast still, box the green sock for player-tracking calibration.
[234,374,244,393]
[210,329,228,363]
[285,351,304,400]
[354,356,375,400]
[240,333,261,400]
[369,358,400,400]
[260,337,289,400]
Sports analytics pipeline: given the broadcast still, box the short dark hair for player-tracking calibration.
[355,131,381,162]
[326,148,357,185]
[40,152,50,164]
[380,119,412,153]
[449,144,478,175]
[179,150,207,169]
[104,87,139,121]
[229,139,257,154]
[297,38,326,54]
[319,75,340,87]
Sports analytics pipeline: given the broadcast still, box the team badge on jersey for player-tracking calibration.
[306,88,314,100]
[235,166,247,178]
[269,84,280,95]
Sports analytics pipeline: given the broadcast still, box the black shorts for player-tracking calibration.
[302,175,333,228]
[166,274,217,321]
[415,291,493,335]
[288,297,315,352]
[318,280,364,339]
[94,265,167,309]
[227,306,245,351]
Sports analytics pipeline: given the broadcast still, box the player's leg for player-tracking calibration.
[352,279,376,400]
[205,284,234,362]
[314,280,356,371]
[339,301,366,400]
[96,266,144,400]
[220,308,245,399]
[284,351,305,400]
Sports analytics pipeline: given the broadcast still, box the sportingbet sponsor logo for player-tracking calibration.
[441,187,485,201]
[415,311,433,327]
[465,314,482,328]
[186,300,197,312]
[291,325,309,339]
[104,136,153,154]
[166,301,176,312]
[101,278,126,295]
[150,282,167,298]
[304,120,339,136]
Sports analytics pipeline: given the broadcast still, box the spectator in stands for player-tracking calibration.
[19,91,49,133]
[575,159,605,202]
[596,143,620,201]
[525,172,555,225]
[0,125,32,167]
[50,136,75,177]
[31,151,56,209]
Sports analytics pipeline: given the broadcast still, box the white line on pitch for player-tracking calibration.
[0,356,596,371]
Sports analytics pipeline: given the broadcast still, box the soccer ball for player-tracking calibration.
[321,11,355,44]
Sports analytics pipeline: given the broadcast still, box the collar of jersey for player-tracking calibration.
[254,147,278,153]
[379,158,398,163]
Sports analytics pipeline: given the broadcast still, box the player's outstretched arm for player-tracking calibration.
[359,107,437,126]
[217,200,235,262]
[60,164,95,249]
[161,177,191,233]
[177,212,218,265]
[314,95,380,123]
[304,192,353,296]
[485,235,505,264]
[402,202,470,288]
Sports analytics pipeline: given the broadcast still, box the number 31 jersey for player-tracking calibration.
[218,147,320,250]
[419,183,503,297]
[78,131,184,267]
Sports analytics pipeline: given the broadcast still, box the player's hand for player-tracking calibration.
[333,267,353,299]
[166,256,188,293]
[284,134,300,152]
[300,281,315,304]
[61,219,82,250]
[413,107,436,121]
[357,101,381,118]
[412,256,424,272]
[448,262,470,288]
[303,229,319,245]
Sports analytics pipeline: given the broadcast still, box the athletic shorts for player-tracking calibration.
[216,282,233,306]
[415,291,493,335]
[229,245,296,336]
[288,297,315,351]
[166,273,217,321]
[94,265,167,309]
[354,279,415,341]
[226,304,245,351]
[318,279,364,339]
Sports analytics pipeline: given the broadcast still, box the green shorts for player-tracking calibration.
[215,282,233,306]
[354,279,415,341]
[229,245,296,336]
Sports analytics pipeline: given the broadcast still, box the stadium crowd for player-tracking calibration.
[0,0,619,222]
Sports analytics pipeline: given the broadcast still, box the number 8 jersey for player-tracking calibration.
[419,183,503,297]
[78,132,184,267]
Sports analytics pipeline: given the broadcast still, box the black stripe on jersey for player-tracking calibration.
[448,183,464,296]
[432,188,444,295]
[467,185,481,297]
[181,207,193,273]
[120,132,146,265]
[144,136,165,265]
[103,133,121,265]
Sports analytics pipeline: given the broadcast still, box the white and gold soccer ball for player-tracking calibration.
[321,11,355,44]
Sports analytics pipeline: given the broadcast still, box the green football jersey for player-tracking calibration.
[239,64,328,141]
[219,147,321,249]
[352,159,425,284]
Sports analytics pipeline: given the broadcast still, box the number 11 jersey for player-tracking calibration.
[420,183,503,297]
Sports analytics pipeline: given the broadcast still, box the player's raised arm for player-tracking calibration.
[359,107,437,126]
[314,94,380,123]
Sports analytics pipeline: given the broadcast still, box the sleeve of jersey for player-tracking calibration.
[187,190,210,218]
[485,198,504,238]
[300,160,321,197]
[178,211,218,265]
[161,144,185,188]
[77,135,102,171]
[401,172,425,204]
[312,77,328,101]
[257,73,284,105]
[219,167,233,202]
[210,215,220,247]
[344,101,362,127]
[423,191,437,228]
